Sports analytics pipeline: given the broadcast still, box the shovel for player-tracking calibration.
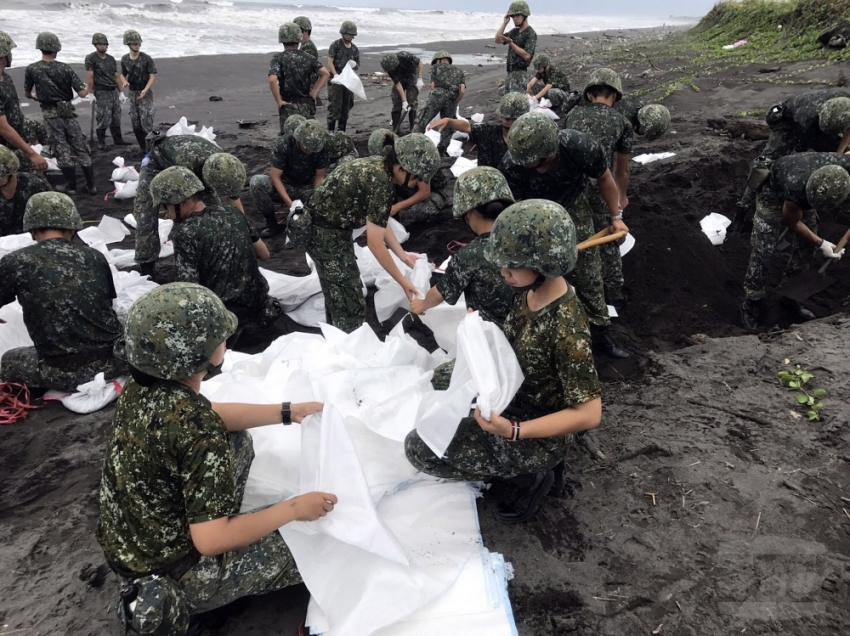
[393,104,411,135]
[578,228,628,251]
[774,228,850,302]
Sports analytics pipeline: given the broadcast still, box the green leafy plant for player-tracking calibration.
[778,364,827,420]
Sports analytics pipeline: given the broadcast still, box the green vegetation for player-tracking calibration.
[778,364,827,421]
[738,108,766,117]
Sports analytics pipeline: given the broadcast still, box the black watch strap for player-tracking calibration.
[281,402,292,425]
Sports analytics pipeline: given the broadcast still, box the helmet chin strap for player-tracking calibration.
[510,272,545,294]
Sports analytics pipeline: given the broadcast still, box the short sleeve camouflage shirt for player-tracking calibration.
[152,135,221,175]
[431,64,466,91]
[389,51,420,87]
[121,52,157,91]
[506,26,537,72]
[769,151,850,210]
[565,102,633,168]
[309,156,393,229]
[24,61,85,104]
[84,52,118,90]
[328,39,360,74]
[269,50,322,100]
[270,134,329,185]
[300,40,319,59]
[469,122,509,169]
[614,94,643,129]
[0,172,53,236]
[324,130,354,161]
[0,72,26,142]
[536,65,570,91]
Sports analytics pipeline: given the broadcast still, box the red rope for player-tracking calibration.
[446,240,467,253]
[0,383,39,425]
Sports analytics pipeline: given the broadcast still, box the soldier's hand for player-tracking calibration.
[473,406,513,438]
[819,239,845,259]
[416,77,424,90]
[400,278,419,301]
[409,298,427,315]
[28,150,48,171]
[612,219,629,234]
[502,14,511,25]
[427,118,448,132]
[292,492,338,521]
[291,401,323,423]
[139,89,148,99]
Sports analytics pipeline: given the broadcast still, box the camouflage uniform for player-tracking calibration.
[413,63,466,151]
[761,88,850,161]
[504,26,537,93]
[0,172,52,236]
[269,50,323,133]
[85,51,122,132]
[0,71,27,148]
[384,51,421,132]
[300,40,318,58]
[121,52,157,137]
[469,122,510,169]
[394,165,447,224]
[743,152,850,300]
[324,130,358,173]
[327,38,360,129]
[0,238,124,391]
[23,61,92,169]
[614,94,642,129]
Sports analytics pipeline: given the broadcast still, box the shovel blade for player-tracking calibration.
[773,270,835,302]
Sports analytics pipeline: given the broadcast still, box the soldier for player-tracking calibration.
[0,145,51,236]
[85,33,130,151]
[120,30,157,154]
[410,166,514,326]
[412,51,466,154]
[249,119,329,238]
[429,92,529,168]
[499,112,630,358]
[269,22,329,135]
[613,95,671,141]
[293,16,318,58]
[495,1,537,94]
[0,32,49,175]
[0,192,124,391]
[96,282,334,636]
[741,152,847,330]
[324,129,358,173]
[327,21,360,132]
[565,69,633,309]
[24,32,97,195]
[405,199,602,524]
[305,133,439,332]
[368,128,396,157]
[380,51,424,134]
[526,53,572,118]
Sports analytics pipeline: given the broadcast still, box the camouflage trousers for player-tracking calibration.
[0,346,126,392]
[94,90,122,131]
[743,189,818,301]
[587,181,625,291]
[306,224,364,333]
[566,192,609,327]
[412,88,459,151]
[431,359,454,390]
[396,191,446,225]
[129,90,155,134]
[249,174,315,228]
[278,98,317,136]
[133,164,162,264]
[326,148,358,174]
[390,83,420,114]
[327,84,354,124]
[503,70,529,94]
[404,417,572,481]
[11,149,51,187]
[44,116,92,168]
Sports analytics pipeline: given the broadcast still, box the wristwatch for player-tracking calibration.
[281,402,292,425]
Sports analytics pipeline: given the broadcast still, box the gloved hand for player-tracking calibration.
[401,101,409,112]
[290,199,304,213]
[119,92,127,104]
[819,239,845,259]
[416,77,424,90]
[347,60,357,69]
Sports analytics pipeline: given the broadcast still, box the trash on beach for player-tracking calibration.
[331,65,368,101]
[619,232,636,256]
[700,212,732,246]
[447,139,464,157]
[632,152,676,164]
[110,157,139,183]
[450,156,478,177]
[722,39,748,50]
[471,113,484,123]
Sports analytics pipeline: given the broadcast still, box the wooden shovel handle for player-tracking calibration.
[835,227,850,253]
[578,230,628,251]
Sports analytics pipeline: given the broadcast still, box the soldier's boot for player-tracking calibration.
[591,325,630,359]
[82,166,97,195]
[134,128,148,155]
[606,285,626,310]
[338,119,347,133]
[139,261,156,278]
[493,469,555,524]
[55,167,77,194]
[408,109,417,133]
[110,126,131,146]
[780,297,816,322]
[727,203,752,236]
[95,129,108,151]
[740,298,762,332]
[390,110,402,133]
[327,119,336,132]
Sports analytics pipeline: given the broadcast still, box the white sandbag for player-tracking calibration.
[198,125,217,142]
[78,215,131,247]
[122,213,137,229]
[261,266,322,311]
[110,157,140,183]
[424,128,441,147]
[112,267,159,316]
[114,180,138,200]
[450,156,478,177]
[632,152,676,164]
[45,157,61,173]
[388,217,409,244]
[71,94,95,105]
[373,254,431,323]
[108,219,173,267]
[331,65,367,101]
[0,233,36,259]
[43,373,126,414]
[417,293,468,356]
[0,301,33,362]
[700,212,731,246]
[286,293,326,328]
[619,231,635,257]
[471,113,484,123]
[447,139,464,157]
[527,95,559,120]
[166,116,219,144]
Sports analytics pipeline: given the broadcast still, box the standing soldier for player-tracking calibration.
[85,33,130,151]
[327,21,360,132]
[269,23,329,135]
[412,51,466,154]
[294,16,318,58]
[120,30,157,154]
[380,51,424,134]
[24,32,97,195]
[495,1,536,94]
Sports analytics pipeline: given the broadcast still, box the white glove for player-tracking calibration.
[347,60,357,69]
[290,199,304,213]
[819,239,844,259]
[119,92,127,104]
[416,77,424,90]
[401,101,409,112]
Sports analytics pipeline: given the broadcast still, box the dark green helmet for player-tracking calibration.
[381,53,399,73]
[340,21,358,35]
[637,103,671,140]
[293,16,312,32]
[806,164,850,209]
[149,166,205,206]
[584,68,623,100]
[368,128,396,156]
[202,153,246,199]
[123,30,142,45]
[497,92,530,120]
[452,166,515,218]
[294,120,326,153]
[92,33,109,46]
[819,97,850,136]
[508,1,531,17]
[35,32,61,53]
[23,192,82,232]
[506,112,559,165]
[278,22,302,45]
[0,145,20,178]
[125,282,237,381]
[431,50,452,65]
[0,32,16,58]
[395,133,440,183]
[485,199,577,278]
[532,53,550,68]
[283,114,307,137]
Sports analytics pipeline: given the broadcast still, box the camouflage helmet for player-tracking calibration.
[202,153,246,199]
[125,282,237,381]
[432,50,452,65]
[23,192,82,232]
[123,30,142,45]
[453,166,515,218]
[806,164,850,209]
[819,97,850,136]
[368,128,396,156]
[532,53,550,68]
[485,199,577,278]
[395,133,440,183]
[340,21,358,36]
[381,53,400,73]
[293,16,312,32]
[35,32,61,53]
[92,33,109,46]
[149,166,205,206]
[508,1,531,17]
[497,92,530,120]
[0,145,20,178]
[278,22,302,45]
[0,32,16,58]
[637,103,671,140]
[283,114,307,137]
[584,68,623,101]
[506,112,559,165]
[294,120,327,153]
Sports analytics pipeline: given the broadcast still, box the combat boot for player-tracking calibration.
[110,126,131,146]
[390,110,401,133]
[82,166,97,195]
[780,297,816,322]
[95,129,107,151]
[493,469,555,524]
[55,167,77,194]
[134,129,148,155]
[727,204,751,236]
[740,298,761,331]
[338,119,347,133]
[327,120,336,132]
[139,261,156,278]
[408,109,416,134]
[591,325,630,359]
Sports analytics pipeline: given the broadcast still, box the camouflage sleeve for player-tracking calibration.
[0,256,17,308]
[498,155,529,200]
[173,227,201,284]
[353,44,360,65]
[553,317,602,408]
[23,67,34,93]
[459,70,467,86]
[525,29,537,57]
[120,56,129,77]
[145,54,158,75]
[436,251,473,306]
[94,250,118,300]
[314,149,330,170]
[310,56,322,75]
[69,67,85,93]
[178,415,238,524]
[270,137,287,171]
[616,120,634,156]
[328,40,339,70]
[268,54,281,78]
[469,123,482,145]
[84,54,95,71]
[566,131,607,180]
[365,172,393,227]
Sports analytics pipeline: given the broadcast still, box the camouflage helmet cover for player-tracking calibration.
[123,30,142,45]
[806,164,850,209]
[35,32,61,53]
[23,192,83,231]
[368,128,396,156]
[485,199,578,278]
[637,103,671,140]
[381,53,400,72]
[508,1,531,17]
[279,22,302,44]
[497,92,530,120]
[819,97,850,136]
[394,133,440,183]
[92,33,109,46]
[293,16,312,31]
[202,153,246,198]
[506,112,559,165]
[0,144,20,177]
[532,53,550,68]
[340,21,358,35]
[149,166,205,206]
[283,114,307,137]
[453,166,515,218]
[125,282,237,381]
[584,67,623,100]
[431,50,452,65]
[294,119,327,153]
[0,32,16,58]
